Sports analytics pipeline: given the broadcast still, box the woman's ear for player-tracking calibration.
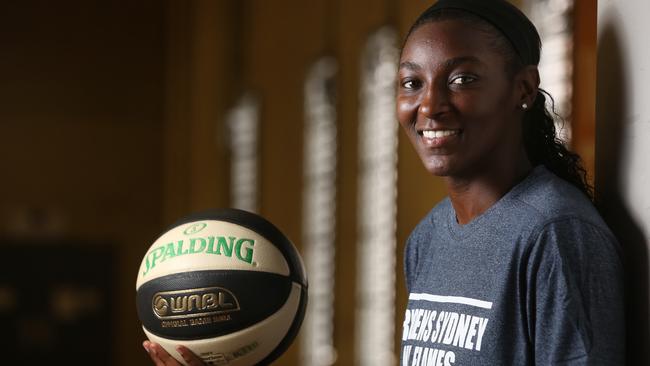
[517,65,540,107]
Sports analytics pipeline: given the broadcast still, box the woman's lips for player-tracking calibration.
[418,129,462,148]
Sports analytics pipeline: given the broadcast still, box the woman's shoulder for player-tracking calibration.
[420,197,452,226]
[510,166,606,229]
[505,167,619,257]
[407,198,452,240]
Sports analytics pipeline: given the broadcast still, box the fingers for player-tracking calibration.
[143,340,169,366]
[177,345,206,366]
[144,340,176,366]
[143,340,187,366]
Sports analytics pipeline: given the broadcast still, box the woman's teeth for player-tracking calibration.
[421,130,459,139]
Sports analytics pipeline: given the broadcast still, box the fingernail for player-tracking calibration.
[177,346,191,361]
[176,346,183,354]
[143,342,149,353]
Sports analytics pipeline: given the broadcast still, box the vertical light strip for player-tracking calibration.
[226,94,259,213]
[301,57,338,366]
[355,26,399,366]
[524,0,575,142]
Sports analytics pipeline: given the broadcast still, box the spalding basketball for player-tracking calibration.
[136,209,308,365]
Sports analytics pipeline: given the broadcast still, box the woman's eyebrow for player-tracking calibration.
[399,56,482,72]
[399,61,421,71]
[443,56,481,69]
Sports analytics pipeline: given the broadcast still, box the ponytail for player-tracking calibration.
[522,90,593,199]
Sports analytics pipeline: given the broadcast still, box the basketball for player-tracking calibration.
[136,209,308,365]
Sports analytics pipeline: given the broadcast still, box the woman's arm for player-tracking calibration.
[526,219,624,365]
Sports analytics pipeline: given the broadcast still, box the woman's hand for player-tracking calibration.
[143,340,206,366]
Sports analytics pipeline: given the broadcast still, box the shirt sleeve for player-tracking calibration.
[526,218,624,365]
[404,232,419,294]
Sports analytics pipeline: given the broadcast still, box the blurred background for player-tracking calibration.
[1,0,648,365]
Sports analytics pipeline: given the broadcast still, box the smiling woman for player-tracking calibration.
[397,1,624,365]
[397,18,531,182]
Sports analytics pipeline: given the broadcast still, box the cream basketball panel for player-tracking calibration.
[136,220,290,289]
[143,283,303,366]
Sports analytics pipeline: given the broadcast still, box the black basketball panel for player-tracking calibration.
[136,270,292,340]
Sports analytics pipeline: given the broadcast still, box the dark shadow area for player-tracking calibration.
[595,21,649,365]
[0,239,115,366]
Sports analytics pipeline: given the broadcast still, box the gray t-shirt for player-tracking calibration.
[401,166,624,365]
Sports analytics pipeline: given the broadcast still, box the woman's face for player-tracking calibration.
[397,20,525,178]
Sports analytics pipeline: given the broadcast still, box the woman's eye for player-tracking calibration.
[450,75,477,85]
[401,79,421,89]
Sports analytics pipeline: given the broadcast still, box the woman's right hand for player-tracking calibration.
[143,340,206,366]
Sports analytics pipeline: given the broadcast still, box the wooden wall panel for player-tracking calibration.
[335,0,395,364]
[243,0,330,364]
[571,1,597,185]
[335,1,388,363]
[163,0,235,224]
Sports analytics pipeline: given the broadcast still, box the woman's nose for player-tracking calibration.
[419,83,449,119]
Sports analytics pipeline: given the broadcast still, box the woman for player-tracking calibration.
[398,0,623,365]
[145,1,624,365]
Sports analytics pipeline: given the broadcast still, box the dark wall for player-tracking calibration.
[0,1,165,364]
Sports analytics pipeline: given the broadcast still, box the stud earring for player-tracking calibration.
[521,102,528,110]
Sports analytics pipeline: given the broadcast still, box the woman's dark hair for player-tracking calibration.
[405,8,593,200]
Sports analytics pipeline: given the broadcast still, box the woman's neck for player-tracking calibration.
[446,157,532,225]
